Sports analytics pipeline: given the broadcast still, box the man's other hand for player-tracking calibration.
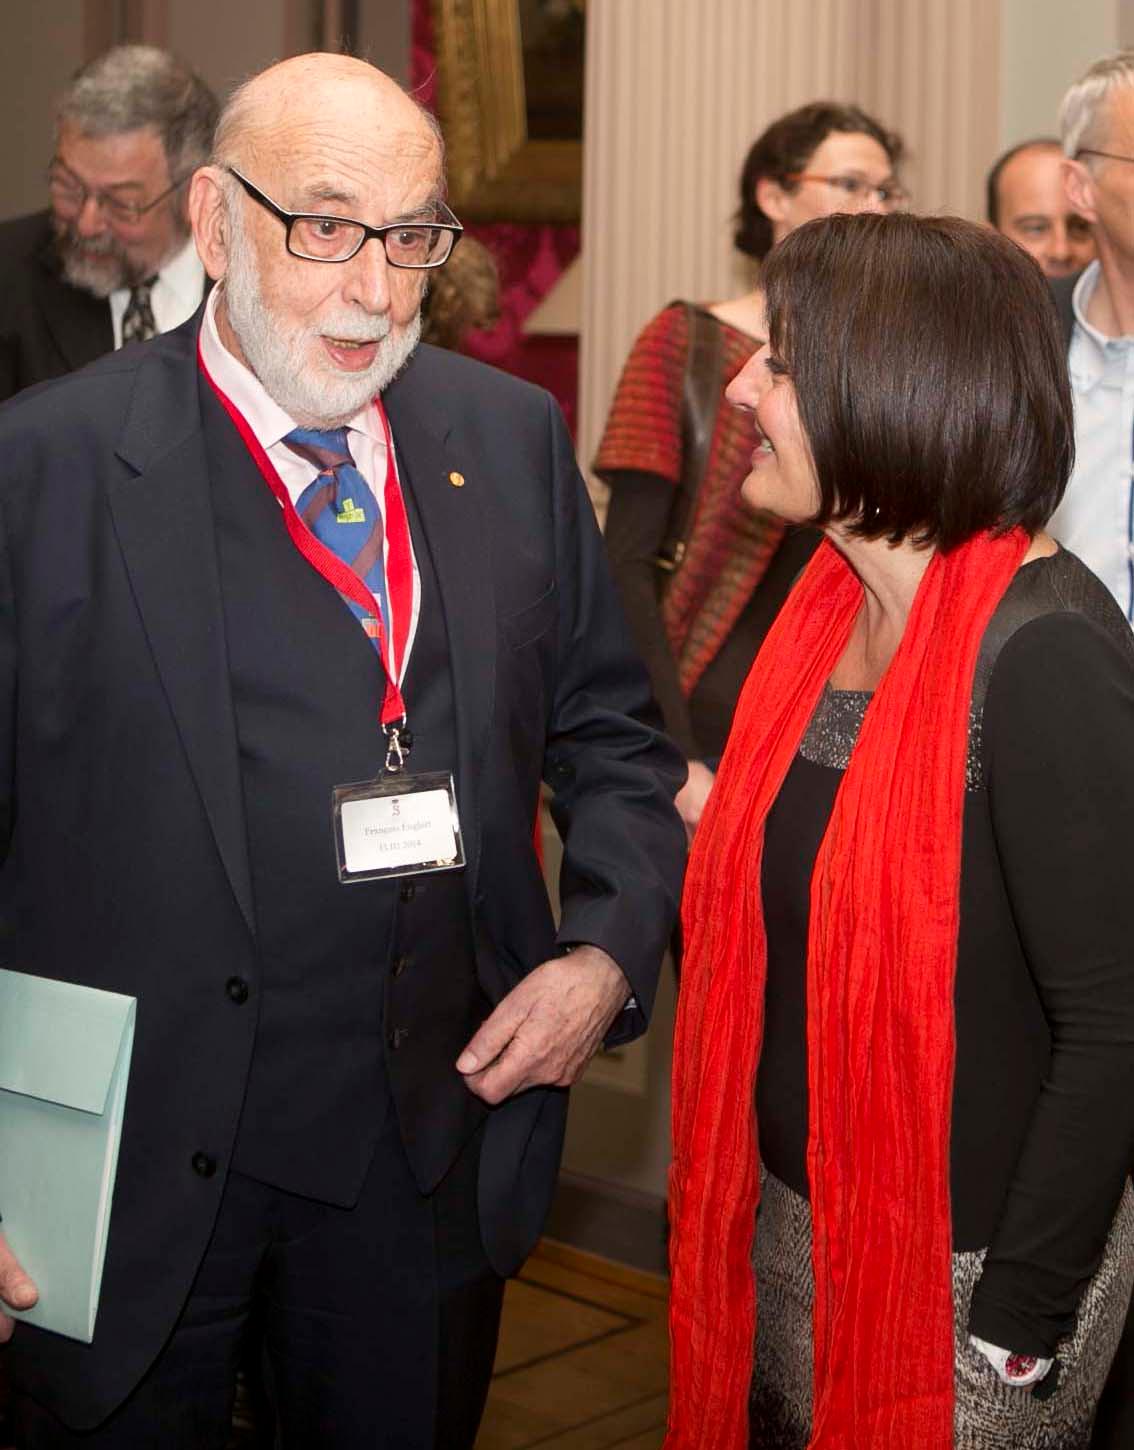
[456,945,631,1105]
[0,1231,37,1342]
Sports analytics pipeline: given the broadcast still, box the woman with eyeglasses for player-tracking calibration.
[666,212,1134,1449]
[594,101,906,844]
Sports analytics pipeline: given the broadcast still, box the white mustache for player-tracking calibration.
[317,316,392,344]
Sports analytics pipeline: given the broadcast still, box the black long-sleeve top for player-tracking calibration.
[604,469,820,761]
[756,549,1134,1357]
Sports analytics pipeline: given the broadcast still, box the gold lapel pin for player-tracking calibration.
[448,470,466,488]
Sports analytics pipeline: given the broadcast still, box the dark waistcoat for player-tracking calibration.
[202,384,485,1205]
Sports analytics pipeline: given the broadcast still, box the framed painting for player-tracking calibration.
[431,0,584,223]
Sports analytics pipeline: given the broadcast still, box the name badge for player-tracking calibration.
[332,770,465,883]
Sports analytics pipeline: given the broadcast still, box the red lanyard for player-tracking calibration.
[198,342,415,741]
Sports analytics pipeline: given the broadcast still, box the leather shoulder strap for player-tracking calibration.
[657,303,724,573]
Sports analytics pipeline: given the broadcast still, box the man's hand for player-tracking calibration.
[0,1231,37,1343]
[457,945,631,1105]
[675,759,715,842]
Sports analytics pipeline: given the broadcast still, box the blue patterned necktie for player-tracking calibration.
[285,427,389,640]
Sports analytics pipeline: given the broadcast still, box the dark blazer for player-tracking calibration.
[0,210,116,402]
[0,315,686,1427]
[1051,270,1081,354]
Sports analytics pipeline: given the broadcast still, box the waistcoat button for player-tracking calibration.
[192,1152,217,1178]
[225,976,249,1004]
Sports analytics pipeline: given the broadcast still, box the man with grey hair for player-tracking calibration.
[1048,51,1134,622]
[0,44,216,403]
[0,50,684,1448]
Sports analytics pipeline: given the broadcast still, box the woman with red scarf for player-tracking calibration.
[667,213,1134,1449]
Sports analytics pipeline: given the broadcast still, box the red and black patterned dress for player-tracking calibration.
[594,301,818,761]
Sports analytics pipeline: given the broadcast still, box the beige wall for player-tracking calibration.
[0,5,87,221]
[165,0,294,102]
[999,0,1127,149]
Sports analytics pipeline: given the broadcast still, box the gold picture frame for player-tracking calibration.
[431,0,583,223]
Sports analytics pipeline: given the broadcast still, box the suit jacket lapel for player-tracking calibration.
[384,366,495,899]
[34,241,114,374]
[107,326,256,935]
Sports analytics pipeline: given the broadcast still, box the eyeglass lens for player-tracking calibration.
[48,169,148,224]
[288,215,456,267]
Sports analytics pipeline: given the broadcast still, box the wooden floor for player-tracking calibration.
[476,1241,669,1450]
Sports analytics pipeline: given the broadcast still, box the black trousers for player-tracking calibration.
[13,1117,503,1449]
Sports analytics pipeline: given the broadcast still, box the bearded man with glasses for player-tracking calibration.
[0,51,684,1450]
[0,44,216,403]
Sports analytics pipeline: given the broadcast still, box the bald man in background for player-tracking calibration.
[0,52,685,1449]
[986,137,1096,278]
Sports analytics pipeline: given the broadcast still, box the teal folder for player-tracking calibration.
[0,969,135,1343]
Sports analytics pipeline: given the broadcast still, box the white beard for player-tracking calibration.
[222,205,421,428]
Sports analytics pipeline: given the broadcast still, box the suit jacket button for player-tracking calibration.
[391,954,411,979]
[399,882,416,903]
[192,1152,217,1178]
[225,976,249,1004]
[388,1027,408,1049]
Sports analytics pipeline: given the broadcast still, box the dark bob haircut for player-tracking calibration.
[734,101,904,262]
[761,212,1074,552]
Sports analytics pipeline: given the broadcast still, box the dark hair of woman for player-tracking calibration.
[734,101,905,260]
[761,211,1074,551]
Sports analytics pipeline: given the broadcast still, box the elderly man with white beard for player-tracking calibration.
[0,52,685,1450]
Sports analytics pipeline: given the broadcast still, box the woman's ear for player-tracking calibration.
[755,175,791,228]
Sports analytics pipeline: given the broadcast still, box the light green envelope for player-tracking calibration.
[0,969,136,1343]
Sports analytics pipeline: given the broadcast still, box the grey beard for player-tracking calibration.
[55,227,132,299]
[222,226,421,428]
[54,216,188,299]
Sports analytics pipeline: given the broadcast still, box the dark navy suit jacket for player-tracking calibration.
[0,314,686,1425]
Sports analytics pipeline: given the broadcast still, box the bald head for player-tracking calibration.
[214,53,441,182]
[987,138,1095,278]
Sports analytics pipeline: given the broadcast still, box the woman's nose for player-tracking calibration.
[726,346,767,410]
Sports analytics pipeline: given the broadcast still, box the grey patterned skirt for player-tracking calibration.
[749,1171,1134,1450]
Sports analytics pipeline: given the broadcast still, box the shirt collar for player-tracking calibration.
[159,235,205,311]
[198,285,384,452]
[1069,260,1134,392]
[109,235,203,308]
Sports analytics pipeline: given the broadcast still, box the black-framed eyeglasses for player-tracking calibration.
[226,167,463,269]
[47,160,189,226]
[1075,147,1134,167]
[784,172,909,209]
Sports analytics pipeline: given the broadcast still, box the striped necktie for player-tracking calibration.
[285,427,389,642]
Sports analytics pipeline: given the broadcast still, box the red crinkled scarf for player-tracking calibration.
[666,528,1029,1449]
